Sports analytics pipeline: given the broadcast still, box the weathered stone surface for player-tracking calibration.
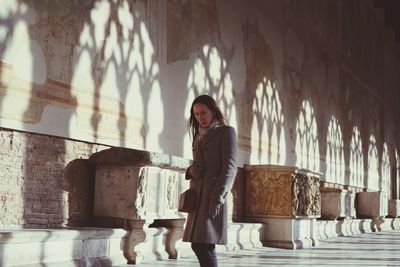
[357,192,388,218]
[0,129,108,228]
[320,188,355,220]
[244,165,321,219]
[0,228,127,266]
[260,218,318,249]
[357,191,389,232]
[243,165,321,249]
[388,199,400,218]
[93,165,188,221]
[90,147,191,171]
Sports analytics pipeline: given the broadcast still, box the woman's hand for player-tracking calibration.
[208,201,222,219]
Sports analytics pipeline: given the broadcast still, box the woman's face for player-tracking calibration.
[193,103,214,128]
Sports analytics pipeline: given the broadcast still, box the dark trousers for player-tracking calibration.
[191,243,218,267]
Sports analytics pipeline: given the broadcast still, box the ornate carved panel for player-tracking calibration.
[245,170,292,217]
[244,165,321,219]
[292,173,321,217]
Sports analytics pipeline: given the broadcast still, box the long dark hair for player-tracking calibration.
[188,95,227,140]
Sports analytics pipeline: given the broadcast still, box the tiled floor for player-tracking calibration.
[118,230,400,266]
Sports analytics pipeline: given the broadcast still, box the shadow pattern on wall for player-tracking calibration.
[295,100,320,172]
[241,20,286,165]
[325,116,345,185]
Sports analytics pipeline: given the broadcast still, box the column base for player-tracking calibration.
[260,218,316,249]
[317,220,338,239]
[317,219,377,239]
[217,222,262,252]
[390,218,400,230]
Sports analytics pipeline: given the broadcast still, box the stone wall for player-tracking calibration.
[0,128,108,228]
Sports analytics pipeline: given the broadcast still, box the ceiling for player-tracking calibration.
[375,0,400,43]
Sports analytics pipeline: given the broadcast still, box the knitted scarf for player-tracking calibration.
[194,120,222,149]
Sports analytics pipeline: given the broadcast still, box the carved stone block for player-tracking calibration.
[243,165,322,249]
[356,191,388,218]
[94,166,187,220]
[388,199,400,218]
[357,191,389,232]
[244,165,321,219]
[320,188,355,219]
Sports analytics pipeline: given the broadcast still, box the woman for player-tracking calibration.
[182,95,237,267]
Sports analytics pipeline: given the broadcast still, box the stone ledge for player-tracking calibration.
[0,227,128,267]
[0,227,127,243]
[89,147,191,170]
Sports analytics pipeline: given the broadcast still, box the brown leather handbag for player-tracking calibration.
[178,189,197,213]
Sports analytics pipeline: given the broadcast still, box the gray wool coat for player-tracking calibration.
[182,125,237,244]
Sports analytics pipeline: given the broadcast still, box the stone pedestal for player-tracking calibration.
[318,188,356,239]
[390,218,400,230]
[388,199,400,218]
[356,191,388,232]
[90,148,191,263]
[243,165,321,249]
[317,220,337,239]
[260,218,317,249]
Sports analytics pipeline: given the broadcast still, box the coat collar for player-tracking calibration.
[200,125,224,147]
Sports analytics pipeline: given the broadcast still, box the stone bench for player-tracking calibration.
[89,147,263,263]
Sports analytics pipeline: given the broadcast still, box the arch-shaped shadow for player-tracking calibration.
[295,100,320,172]
[367,134,380,190]
[395,148,400,198]
[249,78,285,165]
[325,116,345,184]
[0,0,162,265]
[349,126,364,188]
[241,20,285,165]
[381,143,391,194]
[71,0,163,152]
[182,44,237,158]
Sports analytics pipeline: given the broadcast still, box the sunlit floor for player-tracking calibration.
[117,230,400,266]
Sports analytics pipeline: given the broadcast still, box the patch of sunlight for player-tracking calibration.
[367,135,379,191]
[140,22,155,72]
[90,0,110,48]
[349,126,364,188]
[0,1,48,127]
[325,116,345,184]
[70,0,162,151]
[146,80,163,152]
[295,100,319,172]
[249,79,285,165]
[183,45,237,159]
[381,143,390,195]
[118,0,134,37]
[396,149,400,197]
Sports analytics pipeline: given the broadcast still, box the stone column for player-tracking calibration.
[243,165,321,249]
[90,148,191,263]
